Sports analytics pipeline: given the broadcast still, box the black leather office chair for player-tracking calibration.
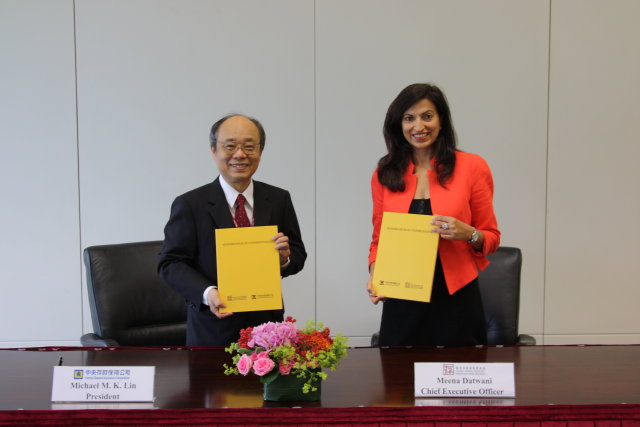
[480,246,534,345]
[371,246,534,346]
[81,241,187,347]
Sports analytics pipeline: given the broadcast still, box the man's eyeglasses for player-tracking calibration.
[218,142,259,156]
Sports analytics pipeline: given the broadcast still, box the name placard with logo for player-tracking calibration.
[52,366,155,402]
[415,362,515,398]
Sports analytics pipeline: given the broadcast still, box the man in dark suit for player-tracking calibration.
[158,114,306,346]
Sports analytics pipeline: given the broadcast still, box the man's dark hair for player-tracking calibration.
[209,114,266,151]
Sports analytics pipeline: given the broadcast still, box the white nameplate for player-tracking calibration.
[415,362,515,398]
[52,366,155,402]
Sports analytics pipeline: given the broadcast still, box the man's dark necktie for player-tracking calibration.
[234,194,251,227]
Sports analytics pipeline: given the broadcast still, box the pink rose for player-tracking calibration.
[250,351,270,362]
[252,356,275,376]
[236,354,253,375]
[278,362,293,375]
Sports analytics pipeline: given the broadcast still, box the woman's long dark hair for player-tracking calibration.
[377,83,458,192]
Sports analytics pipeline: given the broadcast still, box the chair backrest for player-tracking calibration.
[477,246,523,345]
[83,241,187,346]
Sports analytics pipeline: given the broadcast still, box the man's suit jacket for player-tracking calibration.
[158,178,306,346]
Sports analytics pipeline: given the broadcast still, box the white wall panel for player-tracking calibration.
[315,0,549,340]
[2,0,639,347]
[75,0,315,331]
[0,0,80,345]
[546,0,640,338]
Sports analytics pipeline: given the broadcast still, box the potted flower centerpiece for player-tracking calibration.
[224,317,348,401]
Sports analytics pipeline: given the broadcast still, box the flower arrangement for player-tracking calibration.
[224,317,348,394]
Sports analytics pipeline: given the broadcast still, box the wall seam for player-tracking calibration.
[72,0,84,341]
[543,0,553,344]
[313,0,318,322]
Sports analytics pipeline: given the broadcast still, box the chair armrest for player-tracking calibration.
[516,334,536,345]
[80,333,119,347]
[371,331,380,347]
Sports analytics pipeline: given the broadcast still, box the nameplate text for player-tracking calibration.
[52,366,155,402]
[415,362,515,397]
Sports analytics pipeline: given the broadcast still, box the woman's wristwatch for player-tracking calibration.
[468,228,479,244]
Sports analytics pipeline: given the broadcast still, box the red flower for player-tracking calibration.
[297,328,333,355]
[238,327,253,349]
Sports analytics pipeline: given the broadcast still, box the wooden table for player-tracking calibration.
[2,345,640,409]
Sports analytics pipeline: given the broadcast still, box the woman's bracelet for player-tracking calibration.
[468,228,479,244]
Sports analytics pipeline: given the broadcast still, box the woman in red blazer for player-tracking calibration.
[367,83,500,346]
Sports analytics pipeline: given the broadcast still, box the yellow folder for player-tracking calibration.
[372,212,439,303]
[215,225,282,313]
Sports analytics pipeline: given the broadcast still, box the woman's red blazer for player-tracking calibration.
[369,151,501,295]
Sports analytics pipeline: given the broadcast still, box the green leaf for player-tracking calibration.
[260,369,280,384]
